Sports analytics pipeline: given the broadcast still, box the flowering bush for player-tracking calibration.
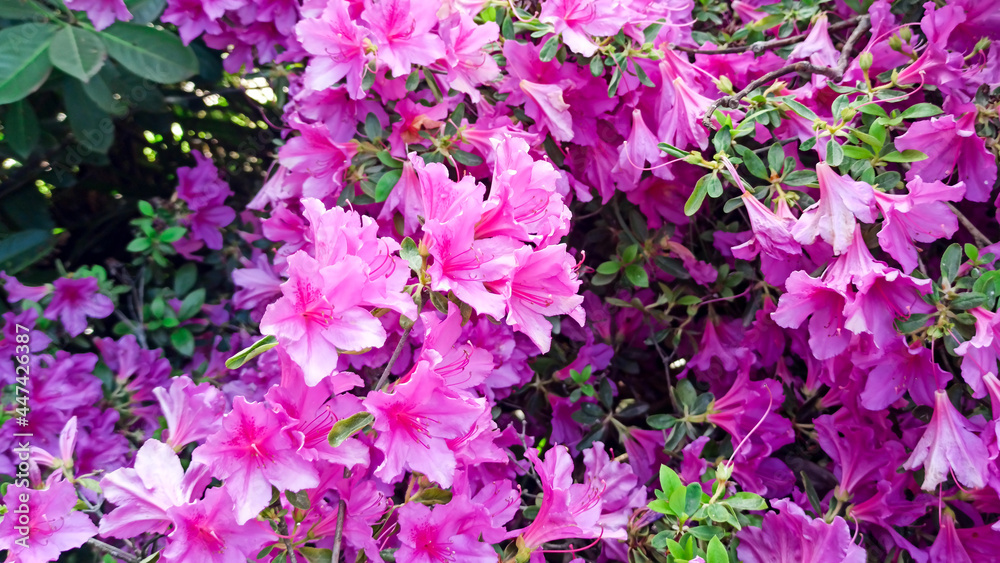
[2,0,1000,562]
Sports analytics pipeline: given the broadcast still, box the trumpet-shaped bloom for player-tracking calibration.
[395,496,497,563]
[193,397,320,523]
[162,487,273,563]
[438,12,500,102]
[297,0,372,98]
[153,376,226,449]
[0,479,98,563]
[539,0,630,57]
[44,276,114,337]
[902,390,989,491]
[363,361,484,487]
[64,0,131,30]
[874,178,965,273]
[792,162,876,255]
[260,252,387,385]
[489,244,585,353]
[737,499,865,563]
[732,192,801,261]
[772,270,853,359]
[363,0,446,77]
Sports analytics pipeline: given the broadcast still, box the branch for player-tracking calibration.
[331,498,347,562]
[947,202,993,247]
[700,15,870,129]
[374,323,414,391]
[87,539,140,563]
[671,15,862,55]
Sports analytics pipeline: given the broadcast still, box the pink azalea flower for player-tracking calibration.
[363,0,446,77]
[732,192,801,262]
[792,162,876,255]
[413,157,486,223]
[955,307,1000,397]
[737,498,865,563]
[902,390,990,491]
[152,376,226,449]
[363,360,484,486]
[488,244,585,353]
[100,439,212,538]
[706,366,792,460]
[874,178,966,273]
[0,479,98,563]
[438,12,501,102]
[44,276,114,337]
[895,111,997,202]
[232,253,284,321]
[0,271,51,303]
[395,496,497,562]
[424,213,520,320]
[260,252,387,386]
[176,152,231,211]
[377,159,424,236]
[193,397,320,523]
[614,108,667,191]
[928,512,973,563]
[815,415,906,500]
[64,0,131,30]
[476,135,569,244]
[518,79,575,141]
[658,78,714,150]
[162,487,273,563]
[278,123,359,199]
[772,270,853,359]
[539,0,630,57]
[857,337,951,410]
[510,445,604,556]
[297,0,372,98]
[417,304,494,390]
[788,13,838,85]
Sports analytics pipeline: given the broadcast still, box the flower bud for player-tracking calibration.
[889,35,902,51]
[859,52,873,72]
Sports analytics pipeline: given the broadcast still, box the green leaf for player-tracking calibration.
[881,149,928,163]
[298,547,333,563]
[722,491,768,511]
[783,170,817,186]
[706,536,728,563]
[374,169,403,203]
[126,0,167,24]
[364,112,382,140]
[137,552,160,563]
[647,414,676,429]
[159,226,186,243]
[857,103,887,117]
[684,483,703,516]
[634,60,654,87]
[50,26,107,82]
[941,243,962,284]
[658,142,689,158]
[900,103,943,120]
[841,145,873,160]
[399,237,421,274]
[137,200,155,217]
[648,499,673,515]
[0,1,44,19]
[171,327,195,357]
[328,412,374,447]
[669,485,687,518]
[643,20,665,43]
[126,237,151,252]
[596,261,621,275]
[589,55,604,76]
[178,288,205,320]
[452,149,483,166]
[0,23,59,104]
[734,145,767,179]
[706,503,740,528]
[0,229,55,274]
[965,243,980,263]
[951,292,986,310]
[659,465,683,498]
[624,264,649,288]
[767,143,784,174]
[873,171,901,190]
[285,490,311,510]
[825,140,844,166]
[174,263,197,295]
[5,99,39,159]
[539,35,560,61]
[101,23,198,83]
[782,98,818,121]
[685,175,710,216]
[226,334,279,369]
[687,525,724,541]
[62,77,113,153]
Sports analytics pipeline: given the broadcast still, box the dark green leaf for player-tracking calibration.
[596,261,621,275]
[178,288,204,320]
[685,175,710,216]
[101,22,198,83]
[298,547,332,563]
[941,243,962,284]
[647,414,676,429]
[171,327,194,356]
[0,229,55,274]
[873,171,901,190]
[5,99,39,159]
[734,145,767,179]
[174,262,197,295]
[328,412,374,447]
[767,143,784,174]
[0,1,43,19]
[452,149,483,166]
[782,99,817,121]
[624,264,649,288]
[951,292,986,310]
[374,169,402,203]
[684,483,702,516]
[0,23,59,104]
[900,103,943,120]
[783,170,817,186]
[63,78,113,152]
[364,112,381,140]
[285,490,311,510]
[126,0,167,24]
[50,26,107,82]
[881,149,928,163]
[539,35,560,61]
[226,335,279,369]
[687,525,724,541]
[825,140,844,166]
[706,536,728,563]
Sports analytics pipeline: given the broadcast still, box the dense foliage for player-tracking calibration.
[1,0,1000,561]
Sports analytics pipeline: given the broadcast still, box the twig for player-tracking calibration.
[701,15,871,129]
[87,538,140,563]
[947,202,993,247]
[331,498,347,562]
[672,16,862,55]
[276,516,298,563]
[374,324,414,391]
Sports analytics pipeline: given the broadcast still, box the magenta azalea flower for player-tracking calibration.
[874,178,965,273]
[792,162,876,255]
[64,0,131,30]
[772,270,853,359]
[153,376,226,449]
[363,0,446,77]
[396,497,497,562]
[438,12,501,102]
[737,498,865,563]
[0,480,98,563]
[44,276,114,337]
[193,397,320,523]
[297,0,372,98]
[162,487,273,563]
[0,271,51,303]
[902,390,990,491]
[539,0,630,57]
